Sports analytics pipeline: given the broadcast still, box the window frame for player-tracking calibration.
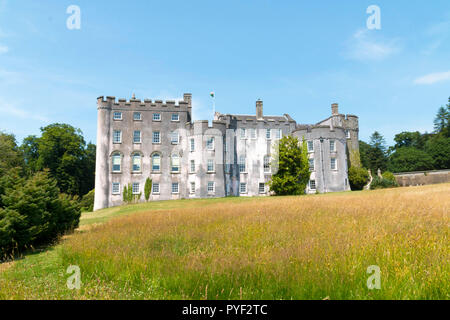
[266,129,271,140]
[112,152,122,173]
[308,158,315,171]
[309,180,316,190]
[307,141,314,152]
[330,157,337,171]
[171,154,180,173]
[206,137,215,151]
[263,155,271,173]
[133,130,141,144]
[151,153,161,172]
[207,181,215,193]
[113,112,123,120]
[171,131,179,144]
[259,183,265,194]
[190,182,196,194]
[238,155,246,173]
[152,131,161,144]
[207,159,214,173]
[132,153,142,173]
[330,140,336,152]
[153,113,161,121]
[133,112,142,121]
[171,113,180,122]
[239,182,247,194]
[152,183,160,194]
[113,130,122,144]
[132,182,140,195]
[171,182,179,194]
[112,182,120,195]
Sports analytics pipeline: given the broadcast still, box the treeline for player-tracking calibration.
[0,124,95,259]
[359,98,450,174]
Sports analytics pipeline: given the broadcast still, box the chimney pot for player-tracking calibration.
[331,103,339,116]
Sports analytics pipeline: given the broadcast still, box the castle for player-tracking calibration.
[94,94,359,211]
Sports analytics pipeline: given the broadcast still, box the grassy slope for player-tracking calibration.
[0,186,448,300]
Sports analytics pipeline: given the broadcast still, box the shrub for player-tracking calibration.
[370,173,398,190]
[348,166,369,190]
[0,170,80,258]
[144,178,152,201]
[79,189,95,212]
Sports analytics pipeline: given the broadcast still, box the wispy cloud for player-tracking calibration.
[0,99,49,122]
[345,29,401,61]
[414,71,450,85]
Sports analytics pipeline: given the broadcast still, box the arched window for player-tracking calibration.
[263,155,271,173]
[132,153,141,172]
[238,155,246,173]
[171,154,180,173]
[152,153,161,172]
[112,152,122,172]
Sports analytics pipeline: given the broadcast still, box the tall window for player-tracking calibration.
[132,183,140,194]
[112,182,120,194]
[275,129,282,139]
[190,160,195,173]
[113,130,122,143]
[240,128,246,139]
[152,153,161,172]
[132,153,141,172]
[171,131,179,144]
[171,154,180,173]
[331,157,337,170]
[153,113,161,121]
[190,138,195,151]
[345,130,351,139]
[153,131,160,144]
[172,182,179,194]
[133,130,141,143]
[238,155,246,173]
[309,180,316,190]
[206,137,214,150]
[307,141,314,152]
[190,182,196,194]
[133,112,142,121]
[330,140,336,152]
[171,113,179,121]
[263,155,271,173]
[112,153,121,172]
[113,112,122,120]
[207,181,215,193]
[259,183,265,194]
[250,128,257,139]
[207,159,214,172]
[240,182,247,194]
[266,129,271,139]
[152,183,160,194]
[309,158,315,171]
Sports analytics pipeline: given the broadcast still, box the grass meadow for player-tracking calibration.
[0,184,448,300]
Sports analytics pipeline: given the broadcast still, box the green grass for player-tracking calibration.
[0,185,448,300]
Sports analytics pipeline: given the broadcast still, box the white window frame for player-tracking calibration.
[330,140,336,152]
[266,129,271,140]
[172,182,179,194]
[307,141,314,153]
[133,112,142,121]
[250,128,257,139]
[190,160,195,173]
[171,131,179,144]
[190,138,195,152]
[206,137,215,151]
[153,113,161,121]
[112,182,120,195]
[240,128,246,139]
[259,183,265,194]
[152,183,160,194]
[152,153,161,172]
[207,159,214,173]
[133,130,141,144]
[240,182,247,194]
[153,131,161,144]
[171,113,179,122]
[113,112,122,120]
[275,129,282,139]
[309,180,316,190]
[113,130,122,144]
[263,156,271,173]
[239,155,246,173]
[345,130,351,139]
[309,158,315,171]
[171,154,180,173]
[190,182,196,194]
[207,181,215,193]
[132,153,142,172]
[331,157,337,171]
[112,153,121,172]
[132,182,140,195]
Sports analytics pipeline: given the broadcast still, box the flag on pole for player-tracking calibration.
[210,92,215,98]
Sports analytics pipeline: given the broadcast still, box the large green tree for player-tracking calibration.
[433,98,449,137]
[425,135,450,169]
[21,124,96,197]
[0,132,24,176]
[268,135,310,196]
[387,147,434,172]
[359,131,388,173]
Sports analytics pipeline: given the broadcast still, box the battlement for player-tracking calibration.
[97,94,192,110]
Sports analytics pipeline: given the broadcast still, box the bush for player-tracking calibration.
[144,178,152,201]
[348,166,369,191]
[370,172,398,190]
[79,189,95,212]
[0,170,80,258]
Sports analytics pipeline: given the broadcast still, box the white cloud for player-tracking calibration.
[414,71,450,85]
[345,29,400,61]
[0,99,49,122]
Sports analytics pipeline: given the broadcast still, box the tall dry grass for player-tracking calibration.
[55,184,449,299]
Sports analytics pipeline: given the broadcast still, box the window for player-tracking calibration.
[133,112,142,121]
[309,158,315,171]
[207,159,214,172]
[190,160,195,173]
[152,183,160,194]
[207,181,215,193]
[190,182,196,194]
[224,140,228,152]
[250,128,257,139]
[330,140,336,152]
[113,130,122,143]
[112,153,121,172]
[309,180,316,190]
[259,183,265,194]
[153,131,160,144]
[171,154,180,173]
[132,153,141,172]
[266,129,271,139]
[238,155,246,173]
[171,131,179,144]
[171,113,179,121]
[307,141,314,152]
[153,113,161,121]
[240,182,247,194]
[206,137,214,150]
[133,130,141,143]
[172,182,179,194]
[263,156,271,173]
[113,112,122,120]
[240,128,246,139]
[331,157,337,170]
[275,129,282,139]
[132,182,140,194]
[345,130,351,139]
[190,138,195,152]
[112,182,120,195]
[152,153,161,172]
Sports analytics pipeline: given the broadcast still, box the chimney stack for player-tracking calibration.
[183,93,192,106]
[256,99,263,120]
[331,103,339,116]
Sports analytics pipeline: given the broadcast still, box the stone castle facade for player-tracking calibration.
[94,93,359,211]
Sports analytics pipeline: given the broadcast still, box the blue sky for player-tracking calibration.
[0,0,449,145]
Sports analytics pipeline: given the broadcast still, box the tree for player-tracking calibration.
[268,136,310,196]
[0,132,24,176]
[359,140,371,169]
[366,131,388,172]
[433,99,449,136]
[144,178,152,201]
[425,135,450,169]
[21,124,96,197]
[393,131,428,150]
[348,166,369,191]
[387,147,434,172]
